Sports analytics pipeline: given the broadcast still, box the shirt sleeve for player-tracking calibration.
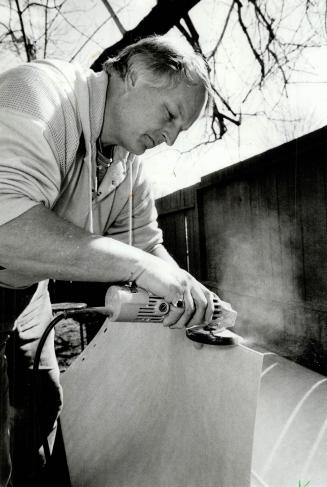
[0,109,61,225]
[105,159,163,253]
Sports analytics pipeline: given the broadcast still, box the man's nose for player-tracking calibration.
[166,125,180,146]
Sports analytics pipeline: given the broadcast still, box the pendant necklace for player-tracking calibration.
[96,139,114,188]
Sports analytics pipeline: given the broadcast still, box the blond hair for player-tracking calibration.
[103,36,212,100]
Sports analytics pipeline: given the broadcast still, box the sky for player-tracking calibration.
[1,0,327,197]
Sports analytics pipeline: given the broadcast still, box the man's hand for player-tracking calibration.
[135,260,219,329]
[163,273,218,329]
[0,205,219,329]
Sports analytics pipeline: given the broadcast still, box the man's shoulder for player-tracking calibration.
[32,59,92,83]
[0,60,86,172]
[0,59,91,124]
[0,59,92,100]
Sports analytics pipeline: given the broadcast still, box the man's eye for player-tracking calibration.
[166,109,175,121]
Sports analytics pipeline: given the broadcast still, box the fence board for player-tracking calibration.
[158,212,188,270]
[156,127,327,373]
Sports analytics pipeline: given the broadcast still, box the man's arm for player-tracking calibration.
[0,205,144,283]
[150,244,179,268]
[0,204,214,328]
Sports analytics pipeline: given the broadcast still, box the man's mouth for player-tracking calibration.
[143,134,166,149]
[144,134,155,148]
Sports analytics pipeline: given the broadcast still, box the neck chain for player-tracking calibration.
[97,139,114,168]
[96,139,114,189]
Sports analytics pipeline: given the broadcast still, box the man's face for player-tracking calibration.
[108,75,207,155]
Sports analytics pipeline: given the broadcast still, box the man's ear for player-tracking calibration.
[125,70,138,90]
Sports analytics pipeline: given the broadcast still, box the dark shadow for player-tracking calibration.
[40,419,71,487]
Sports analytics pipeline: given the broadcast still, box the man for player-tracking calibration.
[0,36,216,486]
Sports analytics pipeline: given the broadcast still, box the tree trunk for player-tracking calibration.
[91,0,201,71]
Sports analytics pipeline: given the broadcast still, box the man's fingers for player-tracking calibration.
[161,274,223,330]
[170,288,194,329]
[162,303,184,327]
[197,283,223,325]
[184,285,208,328]
[164,288,195,329]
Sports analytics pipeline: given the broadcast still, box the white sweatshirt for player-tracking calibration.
[0,59,163,288]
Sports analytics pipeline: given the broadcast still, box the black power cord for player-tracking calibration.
[33,306,105,465]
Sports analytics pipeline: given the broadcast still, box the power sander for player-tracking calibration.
[93,284,240,346]
[43,284,240,365]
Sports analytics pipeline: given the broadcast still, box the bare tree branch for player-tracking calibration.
[100,0,126,35]
[248,0,275,49]
[235,0,265,81]
[208,1,235,60]
[14,0,33,61]
[44,0,49,57]
[27,1,36,44]
[34,0,65,43]
[182,12,200,50]
[21,1,64,14]
[53,4,104,49]
[69,16,111,62]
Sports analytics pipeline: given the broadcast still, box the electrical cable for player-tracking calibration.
[33,312,67,464]
[33,307,102,465]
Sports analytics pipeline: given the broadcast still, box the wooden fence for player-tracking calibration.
[156,126,327,374]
